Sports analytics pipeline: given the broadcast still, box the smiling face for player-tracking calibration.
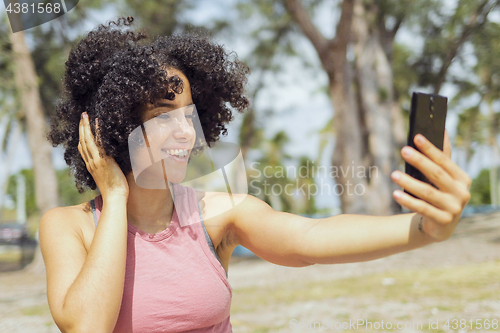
[128,68,202,188]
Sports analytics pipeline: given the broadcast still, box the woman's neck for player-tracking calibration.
[124,173,175,233]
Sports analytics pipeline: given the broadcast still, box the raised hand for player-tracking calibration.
[78,112,129,198]
[391,130,471,241]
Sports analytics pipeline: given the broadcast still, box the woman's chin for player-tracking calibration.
[134,165,187,189]
[130,150,194,185]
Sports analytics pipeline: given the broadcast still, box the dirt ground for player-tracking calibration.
[1,212,500,333]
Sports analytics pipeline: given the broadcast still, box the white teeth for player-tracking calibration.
[163,149,188,158]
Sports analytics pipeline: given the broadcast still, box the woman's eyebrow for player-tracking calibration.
[150,102,195,118]
[154,101,176,108]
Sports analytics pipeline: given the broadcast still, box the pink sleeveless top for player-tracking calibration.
[91,185,232,332]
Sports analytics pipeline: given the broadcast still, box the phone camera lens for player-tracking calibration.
[430,97,435,113]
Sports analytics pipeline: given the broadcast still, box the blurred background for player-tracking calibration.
[1,0,500,332]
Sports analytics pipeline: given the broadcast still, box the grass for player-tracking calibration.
[26,213,42,238]
[231,260,500,332]
[231,260,500,313]
[0,250,21,263]
[21,304,50,316]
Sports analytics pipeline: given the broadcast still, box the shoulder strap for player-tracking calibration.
[90,199,98,228]
[173,183,227,276]
[196,199,226,277]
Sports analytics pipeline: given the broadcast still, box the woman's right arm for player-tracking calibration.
[40,194,128,332]
[40,112,130,332]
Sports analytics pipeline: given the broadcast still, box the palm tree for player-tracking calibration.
[296,156,319,215]
[452,20,500,206]
[7,15,60,273]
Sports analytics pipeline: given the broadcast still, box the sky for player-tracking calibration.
[0,0,494,213]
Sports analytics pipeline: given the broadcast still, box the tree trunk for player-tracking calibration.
[285,0,400,215]
[350,1,401,215]
[10,28,60,274]
[329,52,370,213]
[0,119,22,219]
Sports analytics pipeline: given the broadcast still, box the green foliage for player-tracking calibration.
[57,168,99,207]
[246,130,319,214]
[452,18,500,162]
[392,43,417,104]
[121,0,227,39]
[0,14,14,90]
[316,117,334,165]
[236,0,305,72]
[238,110,264,151]
[378,87,389,102]
[248,131,293,211]
[410,0,499,90]
[455,106,486,162]
[0,14,19,153]
[6,169,37,217]
[30,27,68,119]
[297,156,318,215]
[473,21,500,97]
[469,168,491,205]
[6,168,98,217]
[120,0,193,38]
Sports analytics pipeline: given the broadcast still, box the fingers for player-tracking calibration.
[391,170,461,213]
[95,117,100,137]
[78,113,90,162]
[81,113,102,160]
[406,134,471,190]
[392,189,453,224]
[392,187,458,241]
[401,144,455,192]
[416,133,472,189]
[78,112,106,172]
[393,132,471,241]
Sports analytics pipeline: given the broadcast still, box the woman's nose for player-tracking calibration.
[172,115,195,139]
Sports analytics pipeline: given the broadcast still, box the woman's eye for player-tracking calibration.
[157,113,171,120]
[155,113,194,122]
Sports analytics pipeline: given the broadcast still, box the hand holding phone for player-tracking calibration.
[392,92,471,241]
[404,92,448,198]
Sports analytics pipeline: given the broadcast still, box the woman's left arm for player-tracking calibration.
[229,130,471,266]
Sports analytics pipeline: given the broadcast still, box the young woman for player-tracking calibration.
[39,17,471,333]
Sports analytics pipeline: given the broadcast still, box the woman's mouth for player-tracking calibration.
[161,148,189,162]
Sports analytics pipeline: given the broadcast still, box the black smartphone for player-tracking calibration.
[404,92,448,198]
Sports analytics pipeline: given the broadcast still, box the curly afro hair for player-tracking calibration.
[47,17,250,193]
